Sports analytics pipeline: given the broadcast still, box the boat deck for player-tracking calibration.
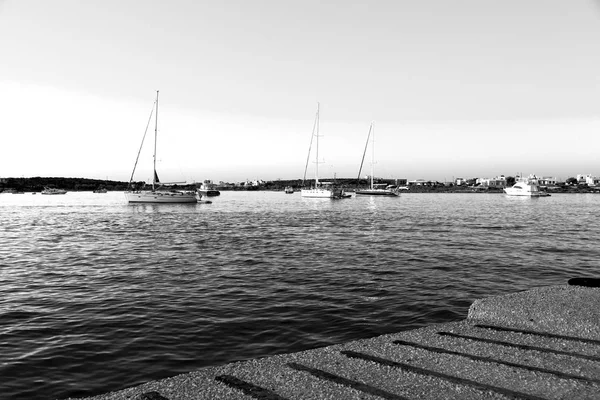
[72,283,600,400]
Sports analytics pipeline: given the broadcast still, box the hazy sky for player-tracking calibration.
[1,0,599,182]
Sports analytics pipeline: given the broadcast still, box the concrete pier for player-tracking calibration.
[72,285,600,400]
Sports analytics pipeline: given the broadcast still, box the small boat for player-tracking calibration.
[301,103,346,199]
[93,188,108,193]
[284,186,294,194]
[124,91,199,204]
[355,122,399,197]
[198,180,221,196]
[41,187,67,195]
[504,174,551,197]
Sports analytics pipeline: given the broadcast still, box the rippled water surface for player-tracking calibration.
[1,191,599,399]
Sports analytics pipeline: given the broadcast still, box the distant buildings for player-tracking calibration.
[477,175,507,188]
[538,176,558,185]
[577,174,600,186]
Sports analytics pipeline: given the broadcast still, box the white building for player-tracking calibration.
[538,176,558,185]
[477,175,507,188]
[580,174,600,186]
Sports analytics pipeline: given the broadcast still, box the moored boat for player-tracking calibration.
[126,189,200,203]
[356,183,400,196]
[198,180,220,196]
[41,187,67,195]
[504,174,550,197]
[355,122,399,197]
[301,103,346,199]
[284,186,294,194]
[124,91,199,204]
[302,182,344,198]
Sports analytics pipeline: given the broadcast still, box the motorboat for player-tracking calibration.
[284,186,294,194]
[41,187,67,195]
[504,175,550,197]
[124,91,200,204]
[198,180,221,196]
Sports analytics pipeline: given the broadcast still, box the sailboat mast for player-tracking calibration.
[315,102,320,187]
[153,90,159,190]
[370,122,374,190]
[356,123,372,187]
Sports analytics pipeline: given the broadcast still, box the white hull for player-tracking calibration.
[125,191,198,203]
[504,188,548,197]
[41,189,67,195]
[301,188,339,198]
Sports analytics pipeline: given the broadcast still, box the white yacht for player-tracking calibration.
[504,175,550,197]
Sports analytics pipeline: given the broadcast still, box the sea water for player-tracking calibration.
[1,191,599,399]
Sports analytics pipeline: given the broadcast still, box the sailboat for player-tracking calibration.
[124,91,199,204]
[301,103,344,198]
[355,122,399,196]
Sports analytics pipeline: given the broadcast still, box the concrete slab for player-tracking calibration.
[68,285,600,400]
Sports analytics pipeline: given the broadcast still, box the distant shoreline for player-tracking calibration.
[1,176,599,194]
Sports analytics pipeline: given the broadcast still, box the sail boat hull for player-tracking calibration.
[355,189,399,196]
[301,187,342,198]
[125,191,199,203]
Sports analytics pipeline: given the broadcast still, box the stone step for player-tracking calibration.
[71,285,600,400]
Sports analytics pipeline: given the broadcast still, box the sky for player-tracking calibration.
[1,0,599,183]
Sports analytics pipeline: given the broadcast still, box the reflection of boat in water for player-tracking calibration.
[41,187,67,195]
[504,174,550,197]
[355,122,399,197]
[284,186,294,194]
[301,103,346,199]
[198,180,221,196]
[124,91,200,204]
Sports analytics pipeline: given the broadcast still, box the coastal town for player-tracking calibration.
[1,173,600,194]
